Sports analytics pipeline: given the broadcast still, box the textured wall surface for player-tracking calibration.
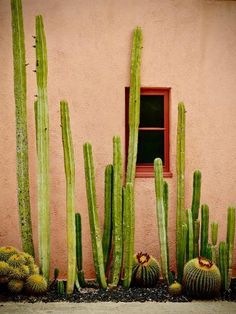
[0,0,236,278]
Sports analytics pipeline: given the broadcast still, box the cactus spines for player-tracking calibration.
[83,143,107,289]
[110,136,123,287]
[11,0,34,257]
[25,274,47,295]
[191,170,201,221]
[176,102,186,279]
[60,101,76,294]
[186,209,193,262]
[168,281,182,296]
[226,206,235,289]
[193,220,200,258]
[8,279,24,293]
[0,246,19,262]
[126,27,142,185]
[132,253,160,287]
[211,222,218,264]
[8,254,26,267]
[75,213,86,288]
[35,15,50,281]
[177,223,187,283]
[183,257,221,298]
[200,204,209,258]
[154,158,169,283]
[102,164,113,272]
[219,241,228,291]
[122,182,135,288]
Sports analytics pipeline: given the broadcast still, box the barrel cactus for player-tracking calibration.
[132,252,160,287]
[8,254,26,267]
[0,246,19,262]
[183,257,221,298]
[25,274,48,294]
[8,279,24,293]
[168,281,182,296]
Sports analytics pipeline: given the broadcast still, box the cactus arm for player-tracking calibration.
[176,102,186,278]
[191,170,201,221]
[186,209,193,261]
[193,220,200,258]
[11,0,34,256]
[110,136,123,287]
[126,27,142,184]
[35,15,50,281]
[60,101,76,294]
[200,204,209,258]
[83,143,107,289]
[226,206,235,289]
[102,165,113,271]
[177,223,187,283]
[154,158,169,283]
[122,182,135,288]
[219,242,228,291]
[211,221,218,264]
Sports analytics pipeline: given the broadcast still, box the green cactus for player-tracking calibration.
[8,254,26,267]
[163,181,171,282]
[126,27,142,185]
[21,252,34,266]
[226,206,235,290]
[9,265,30,280]
[8,279,24,293]
[75,213,86,288]
[132,253,160,287]
[186,209,193,262]
[206,243,212,260]
[60,101,76,294]
[168,281,182,296]
[193,220,200,258]
[0,246,19,262]
[83,143,107,289]
[219,242,228,291]
[177,223,187,283]
[11,0,34,257]
[211,222,218,264]
[183,257,221,298]
[34,15,50,281]
[102,164,113,272]
[110,136,123,287]
[0,261,10,283]
[25,274,47,295]
[122,182,135,288]
[191,170,201,222]
[176,102,186,280]
[29,264,39,275]
[200,204,209,258]
[57,280,65,295]
[154,158,169,283]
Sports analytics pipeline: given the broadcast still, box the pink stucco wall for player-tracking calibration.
[0,0,236,278]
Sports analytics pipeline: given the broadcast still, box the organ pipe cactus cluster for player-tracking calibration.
[83,143,107,289]
[110,136,123,287]
[102,164,113,272]
[60,101,77,294]
[154,158,169,283]
[34,15,50,282]
[122,182,135,288]
[126,26,142,185]
[11,0,34,256]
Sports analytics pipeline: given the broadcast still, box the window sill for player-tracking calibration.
[135,165,173,178]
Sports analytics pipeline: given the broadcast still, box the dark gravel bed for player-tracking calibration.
[0,279,235,303]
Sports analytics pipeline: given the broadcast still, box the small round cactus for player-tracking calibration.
[132,252,160,287]
[9,265,30,280]
[29,263,40,275]
[168,281,182,296]
[8,254,26,267]
[8,279,24,293]
[183,257,221,298]
[21,252,34,266]
[25,274,48,295]
[0,246,19,262]
[0,261,11,284]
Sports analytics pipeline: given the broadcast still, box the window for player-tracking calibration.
[125,87,172,178]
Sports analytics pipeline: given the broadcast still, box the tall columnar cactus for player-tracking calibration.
[34,15,50,281]
[186,209,193,262]
[154,158,169,283]
[83,143,107,289]
[176,102,186,279]
[163,181,170,280]
[75,213,86,287]
[191,170,201,221]
[102,164,113,272]
[200,204,209,258]
[60,101,76,294]
[226,206,235,289]
[193,220,200,258]
[219,241,228,291]
[126,27,142,185]
[11,0,34,256]
[110,136,123,287]
[122,182,135,288]
[177,223,187,283]
[211,222,218,264]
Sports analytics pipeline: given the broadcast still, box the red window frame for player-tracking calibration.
[125,87,172,178]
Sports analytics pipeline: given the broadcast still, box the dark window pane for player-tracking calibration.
[140,95,164,127]
[137,131,164,164]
